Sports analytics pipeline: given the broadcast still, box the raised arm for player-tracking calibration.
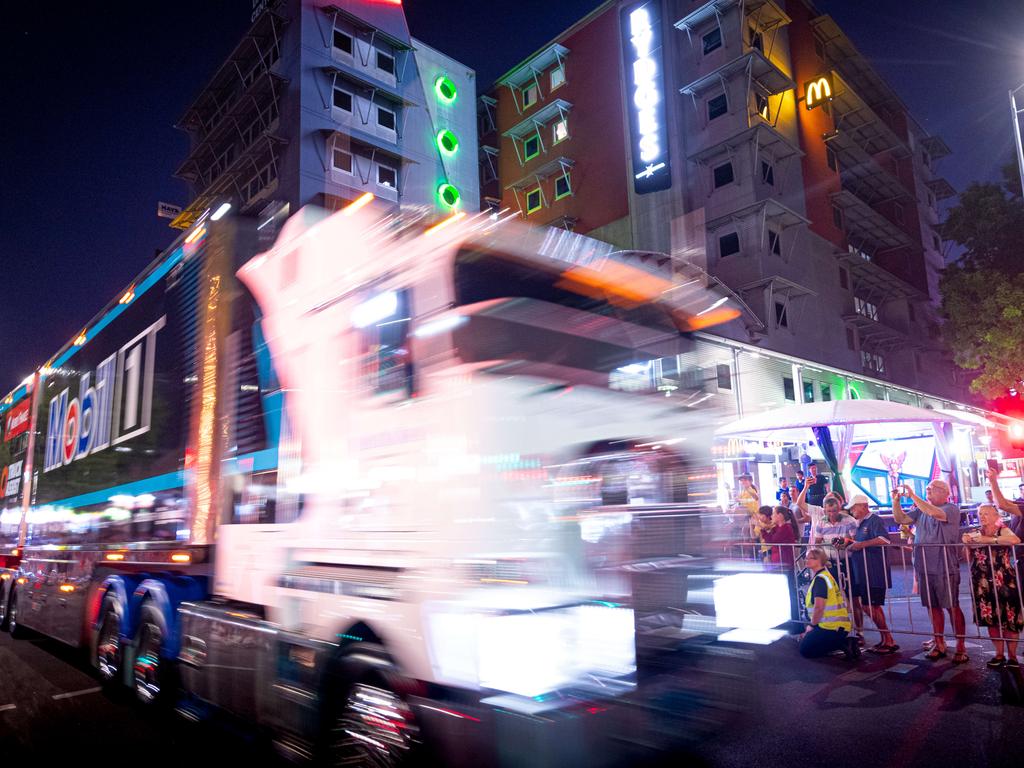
[891,488,913,525]
[795,478,811,520]
[988,471,1021,517]
[901,485,947,522]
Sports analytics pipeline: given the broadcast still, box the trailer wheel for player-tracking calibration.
[0,582,8,631]
[96,596,124,687]
[329,663,421,765]
[133,601,173,706]
[8,587,26,639]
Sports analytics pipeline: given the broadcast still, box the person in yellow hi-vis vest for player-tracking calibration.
[799,547,859,659]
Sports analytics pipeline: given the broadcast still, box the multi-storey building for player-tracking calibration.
[173,0,479,229]
[478,0,1012,499]
[480,0,962,402]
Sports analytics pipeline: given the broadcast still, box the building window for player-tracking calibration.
[703,27,722,55]
[826,147,838,172]
[775,300,789,328]
[377,164,398,190]
[333,30,353,55]
[713,162,734,188]
[755,92,770,121]
[848,242,870,261]
[376,105,397,131]
[768,228,781,256]
[761,159,775,185]
[846,326,857,351]
[803,381,815,402]
[333,87,353,113]
[550,65,565,90]
[893,202,904,224]
[832,204,843,230]
[749,27,763,52]
[821,384,832,401]
[376,50,396,76]
[783,376,796,401]
[553,118,568,144]
[854,296,879,321]
[716,363,732,390]
[861,350,885,374]
[332,148,353,174]
[554,174,571,200]
[523,133,540,161]
[708,93,728,121]
[525,187,542,214]
[839,266,849,290]
[719,231,740,257]
[522,83,539,109]
[908,301,916,322]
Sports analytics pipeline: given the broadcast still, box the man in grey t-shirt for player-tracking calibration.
[892,479,967,662]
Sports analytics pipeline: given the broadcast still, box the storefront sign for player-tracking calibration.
[621,1,672,194]
[4,399,30,441]
[804,73,834,110]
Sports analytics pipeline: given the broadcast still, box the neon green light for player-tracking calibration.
[438,182,461,208]
[436,129,459,155]
[434,76,457,103]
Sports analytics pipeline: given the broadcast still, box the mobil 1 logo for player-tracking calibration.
[44,316,166,472]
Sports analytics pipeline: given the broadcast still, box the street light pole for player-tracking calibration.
[1011,84,1024,190]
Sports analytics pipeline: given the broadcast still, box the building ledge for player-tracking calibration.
[502,99,573,139]
[830,189,913,252]
[497,43,569,90]
[680,50,793,97]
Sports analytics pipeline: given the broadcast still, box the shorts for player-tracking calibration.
[917,565,961,610]
[850,582,886,607]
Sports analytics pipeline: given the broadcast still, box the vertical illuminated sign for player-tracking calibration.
[621,1,672,194]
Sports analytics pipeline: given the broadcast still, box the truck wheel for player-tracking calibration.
[8,588,26,639]
[96,596,124,687]
[326,672,421,767]
[133,601,172,706]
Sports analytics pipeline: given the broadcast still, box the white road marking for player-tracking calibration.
[0,703,16,712]
[52,687,101,701]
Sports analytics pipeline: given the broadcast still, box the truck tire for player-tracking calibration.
[321,651,423,768]
[133,600,174,707]
[96,596,124,689]
[8,587,26,639]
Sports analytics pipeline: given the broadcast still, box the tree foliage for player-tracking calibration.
[940,164,1024,398]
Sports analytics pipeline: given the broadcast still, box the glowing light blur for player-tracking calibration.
[714,572,790,636]
[351,291,399,328]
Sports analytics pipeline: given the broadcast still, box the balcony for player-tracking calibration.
[680,49,793,100]
[830,188,913,254]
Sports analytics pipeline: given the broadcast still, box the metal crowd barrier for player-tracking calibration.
[727,539,1024,645]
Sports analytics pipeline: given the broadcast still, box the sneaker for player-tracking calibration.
[1006,658,1020,669]
[987,657,1006,669]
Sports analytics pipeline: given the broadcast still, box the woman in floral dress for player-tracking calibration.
[963,503,1023,668]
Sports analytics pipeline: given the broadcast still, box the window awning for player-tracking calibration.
[705,198,809,232]
[680,50,794,97]
[321,129,411,166]
[827,72,910,158]
[690,122,803,164]
[925,177,956,200]
[843,313,932,353]
[837,248,924,302]
[497,43,569,90]
[502,99,573,140]
[825,129,911,206]
[920,135,952,160]
[504,156,574,190]
[321,65,418,107]
[830,189,913,251]
[320,5,413,52]
[740,275,816,298]
[674,0,739,31]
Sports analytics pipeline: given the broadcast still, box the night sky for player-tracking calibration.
[2,0,1022,396]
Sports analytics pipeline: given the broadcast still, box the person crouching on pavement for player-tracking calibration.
[800,547,857,659]
[842,494,898,654]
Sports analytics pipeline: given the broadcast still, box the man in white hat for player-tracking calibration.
[843,494,898,653]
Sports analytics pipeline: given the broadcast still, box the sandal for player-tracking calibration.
[925,647,947,661]
[951,651,970,665]
[987,657,1006,668]
[871,644,900,655]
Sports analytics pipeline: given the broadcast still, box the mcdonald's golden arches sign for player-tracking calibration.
[804,73,834,110]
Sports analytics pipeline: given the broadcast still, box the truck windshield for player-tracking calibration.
[452,247,696,395]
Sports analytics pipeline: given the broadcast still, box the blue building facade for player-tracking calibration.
[174,0,479,228]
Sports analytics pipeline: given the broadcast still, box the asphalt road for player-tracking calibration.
[3,623,1024,767]
[0,630,274,766]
